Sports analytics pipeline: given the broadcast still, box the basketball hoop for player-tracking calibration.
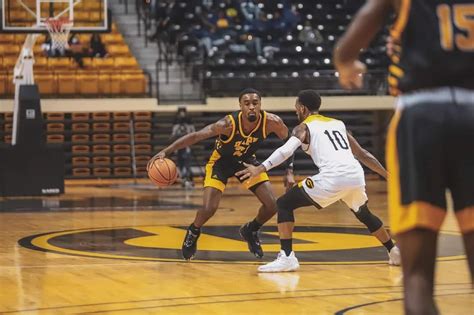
[45,17,73,50]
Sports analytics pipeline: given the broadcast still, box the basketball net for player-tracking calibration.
[45,18,73,50]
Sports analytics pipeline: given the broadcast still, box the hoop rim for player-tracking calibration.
[44,17,74,27]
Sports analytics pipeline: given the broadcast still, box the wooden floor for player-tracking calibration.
[0,178,472,314]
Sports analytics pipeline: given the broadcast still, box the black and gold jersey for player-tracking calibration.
[211,110,268,164]
[389,0,474,94]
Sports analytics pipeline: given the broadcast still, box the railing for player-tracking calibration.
[142,69,153,97]
[202,68,388,97]
[155,57,206,105]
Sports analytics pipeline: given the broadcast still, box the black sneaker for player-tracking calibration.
[182,228,200,260]
[239,223,264,258]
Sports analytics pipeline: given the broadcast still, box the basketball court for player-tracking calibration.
[0,179,472,314]
[0,0,472,314]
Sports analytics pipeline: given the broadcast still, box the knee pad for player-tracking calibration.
[277,197,295,223]
[353,204,383,233]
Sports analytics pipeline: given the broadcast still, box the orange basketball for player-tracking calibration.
[147,158,178,187]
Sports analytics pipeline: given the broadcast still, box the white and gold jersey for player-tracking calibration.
[301,114,365,190]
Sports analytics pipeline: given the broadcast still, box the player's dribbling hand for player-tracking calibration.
[335,60,367,90]
[147,151,166,171]
[235,162,264,180]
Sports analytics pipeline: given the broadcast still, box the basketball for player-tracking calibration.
[147,158,178,187]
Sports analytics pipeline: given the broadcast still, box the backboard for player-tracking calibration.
[1,0,110,33]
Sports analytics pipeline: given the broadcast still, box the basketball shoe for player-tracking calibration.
[239,223,264,258]
[182,228,200,260]
[258,250,300,273]
[388,245,401,266]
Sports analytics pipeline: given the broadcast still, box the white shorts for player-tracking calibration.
[300,173,368,210]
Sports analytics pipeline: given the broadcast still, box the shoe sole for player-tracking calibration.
[257,266,300,273]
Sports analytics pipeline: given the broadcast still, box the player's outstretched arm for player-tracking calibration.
[333,0,392,89]
[265,113,296,189]
[236,124,307,180]
[347,133,388,179]
[150,116,232,161]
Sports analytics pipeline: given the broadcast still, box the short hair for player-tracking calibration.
[297,90,321,111]
[239,88,262,102]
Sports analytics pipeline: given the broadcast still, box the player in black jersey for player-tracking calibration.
[334,1,474,314]
[149,88,294,261]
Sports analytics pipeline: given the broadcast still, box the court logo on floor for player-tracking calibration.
[19,225,465,264]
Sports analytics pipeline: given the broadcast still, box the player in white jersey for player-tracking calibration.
[237,90,400,272]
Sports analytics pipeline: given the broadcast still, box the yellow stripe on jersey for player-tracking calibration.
[238,111,262,138]
[388,75,399,88]
[262,111,268,139]
[389,65,404,78]
[220,114,236,144]
[204,150,226,192]
[243,172,269,190]
[303,114,335,124]
[386,110,446,234]
[391,0,412,41]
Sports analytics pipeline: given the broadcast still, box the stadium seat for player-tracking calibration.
[93,58,115,70]
[72,156,90,166]
[113,144,131,154]
[72,113,90,121]
[72,123,90,132]
[92,156,111,166]
[72,134,90,143]
[92,112,111,121]
[109,73,122,94]
[113,156,131,166]
[47,134,64,143]
[35,73,56,94]
[112,133,131,143]
[72,145,90,154]
[134,144,151,154]
[47,123,65,133]
[107,45,130,56]
[46,113,65,121]
[92,122,111,132]
[134,122,151,132]
[93,167,111,176]
[135,133,151,143]
[72,168,91,176]
[114,57,138,69]
[77,72,100,95]
[113,122,129,132]
[92,144,110,154]
[133,112,152,121]
[136,156,151,166]
[121,71,146,94]
[113,112,131,121]
[48,58,72,70]
[114,167,132,176]
[56,72,77,94]
[92,134,111,143]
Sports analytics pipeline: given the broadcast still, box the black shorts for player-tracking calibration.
[387,87,474,234]
[204,152,269,192]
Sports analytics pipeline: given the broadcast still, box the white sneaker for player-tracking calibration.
[388,246,401,266]
[258,250,300,273]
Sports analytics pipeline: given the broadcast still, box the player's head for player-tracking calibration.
[239,88,262,122]
[295,90,321,122]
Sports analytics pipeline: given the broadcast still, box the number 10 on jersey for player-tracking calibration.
[324,130,349,151]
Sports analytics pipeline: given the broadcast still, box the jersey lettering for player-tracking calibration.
[437,4,474,51]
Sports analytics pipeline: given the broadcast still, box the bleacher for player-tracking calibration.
[144,0,390,97]
[0,102,392,179]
